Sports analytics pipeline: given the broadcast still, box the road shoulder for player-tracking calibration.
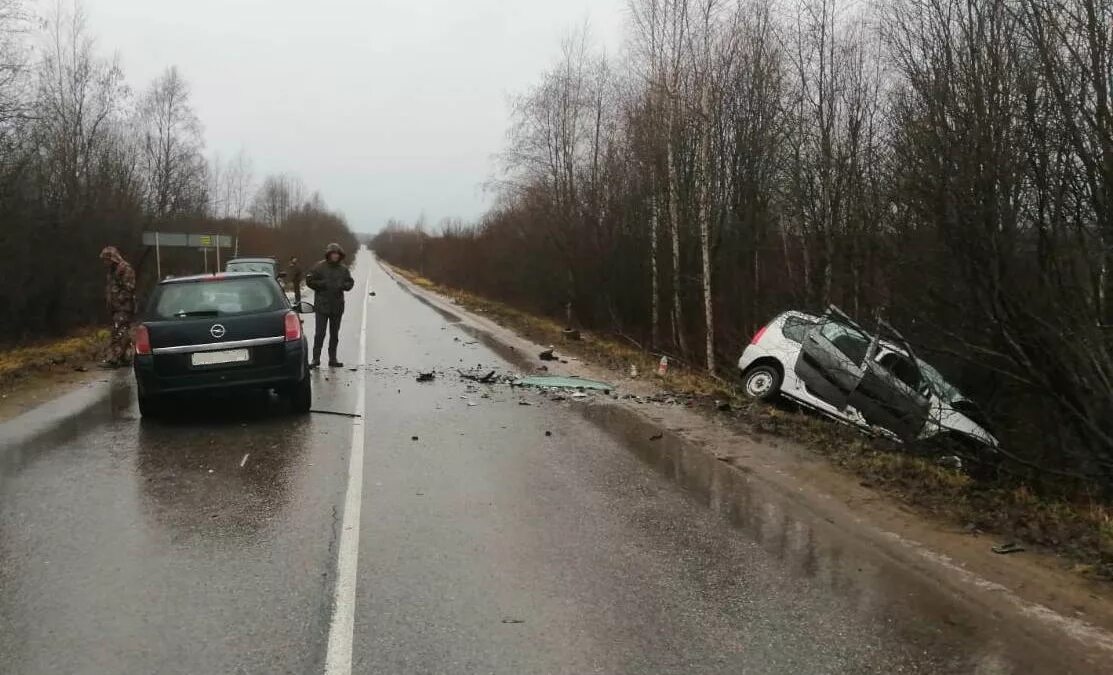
[383,261,1113,669]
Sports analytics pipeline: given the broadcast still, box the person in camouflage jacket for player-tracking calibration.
[100,246,136,367]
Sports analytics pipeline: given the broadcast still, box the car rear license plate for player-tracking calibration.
[191,349,250,366]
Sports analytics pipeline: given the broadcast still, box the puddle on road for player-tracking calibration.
[0,375,133,479]
[577,402,1081,675]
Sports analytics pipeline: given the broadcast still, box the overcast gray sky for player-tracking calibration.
[83,0,627,232]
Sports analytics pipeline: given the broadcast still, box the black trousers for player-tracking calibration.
[313,312,342,361]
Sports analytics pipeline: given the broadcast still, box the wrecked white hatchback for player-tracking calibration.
[738,307,998,451]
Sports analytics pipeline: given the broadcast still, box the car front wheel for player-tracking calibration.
[742,364,782,401]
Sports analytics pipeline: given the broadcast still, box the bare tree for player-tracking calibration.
[224,147,254,219]
[206,150,224,217]
[629,0,696,357]
[0,0,29,149]
[251,172,305,227]
[33,0,126,207]
[137,65,206,217]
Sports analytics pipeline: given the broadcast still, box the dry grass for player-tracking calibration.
[749,394,1113,577]
[390,264,1113,579]
[0,328,108,383]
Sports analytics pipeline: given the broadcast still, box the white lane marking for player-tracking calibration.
[239,453,249,468]
[323,257,371,675]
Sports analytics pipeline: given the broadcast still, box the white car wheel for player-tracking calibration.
[743,364,782,400]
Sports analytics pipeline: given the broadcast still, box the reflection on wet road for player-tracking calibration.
[0,252,1073,674]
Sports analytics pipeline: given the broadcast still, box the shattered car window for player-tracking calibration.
[819,321,870,365]
[916,359,961,403]
[782,315,815,343]
[878,352,922,391]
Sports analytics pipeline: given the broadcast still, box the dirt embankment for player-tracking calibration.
[0,330,108,423]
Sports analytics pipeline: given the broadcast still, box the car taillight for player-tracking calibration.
[284,311,302,341]
[750,324,769,345]
[135,325,151,355]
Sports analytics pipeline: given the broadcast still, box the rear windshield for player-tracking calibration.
[149,277,285,319]
[226,261,275,275]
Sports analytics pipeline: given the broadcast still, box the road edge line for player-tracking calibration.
[322,252,371,674]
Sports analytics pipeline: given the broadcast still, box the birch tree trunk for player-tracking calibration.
[697,83,715,373]
[650,196,660,348]
[666,106,688,356]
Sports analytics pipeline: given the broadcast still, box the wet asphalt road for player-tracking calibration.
[0,252,1044,674]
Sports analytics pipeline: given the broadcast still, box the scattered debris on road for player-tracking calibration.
[416,371,436,382]
[513,375,613,393]
[411,435,419,441]
[716,400,732,412]
[458,368,497,383]
[501,618,526,624]
[562,328,581,341]
[649,433,663,441]
[239,453,249,468]
[544,431,552,437]
[992,542,1025,555]
[310,409,362,418]
[539,347,558,361]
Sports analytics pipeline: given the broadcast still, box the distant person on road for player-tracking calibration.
[305,243,354,368]
[99,246,136,368]
[287,256,304,305]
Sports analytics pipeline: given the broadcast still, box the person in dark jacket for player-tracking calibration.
[287,256,304,305]
[99,246,136,368]
[305,243,354,367]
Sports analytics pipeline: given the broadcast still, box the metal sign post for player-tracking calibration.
[155,232,161,279]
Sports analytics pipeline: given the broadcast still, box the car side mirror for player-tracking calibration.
[294,301,314,314]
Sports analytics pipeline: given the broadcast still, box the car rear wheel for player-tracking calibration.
[137,392,163,418]
[287,374,312,414]
[743,363,782,401]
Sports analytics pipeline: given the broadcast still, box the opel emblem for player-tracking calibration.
[210,324,226,339]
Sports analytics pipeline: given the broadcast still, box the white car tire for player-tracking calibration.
[743,364,782,401]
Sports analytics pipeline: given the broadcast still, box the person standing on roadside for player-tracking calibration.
[305,243,354,368]
[99,246,136,368]
[287,255,304,305]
